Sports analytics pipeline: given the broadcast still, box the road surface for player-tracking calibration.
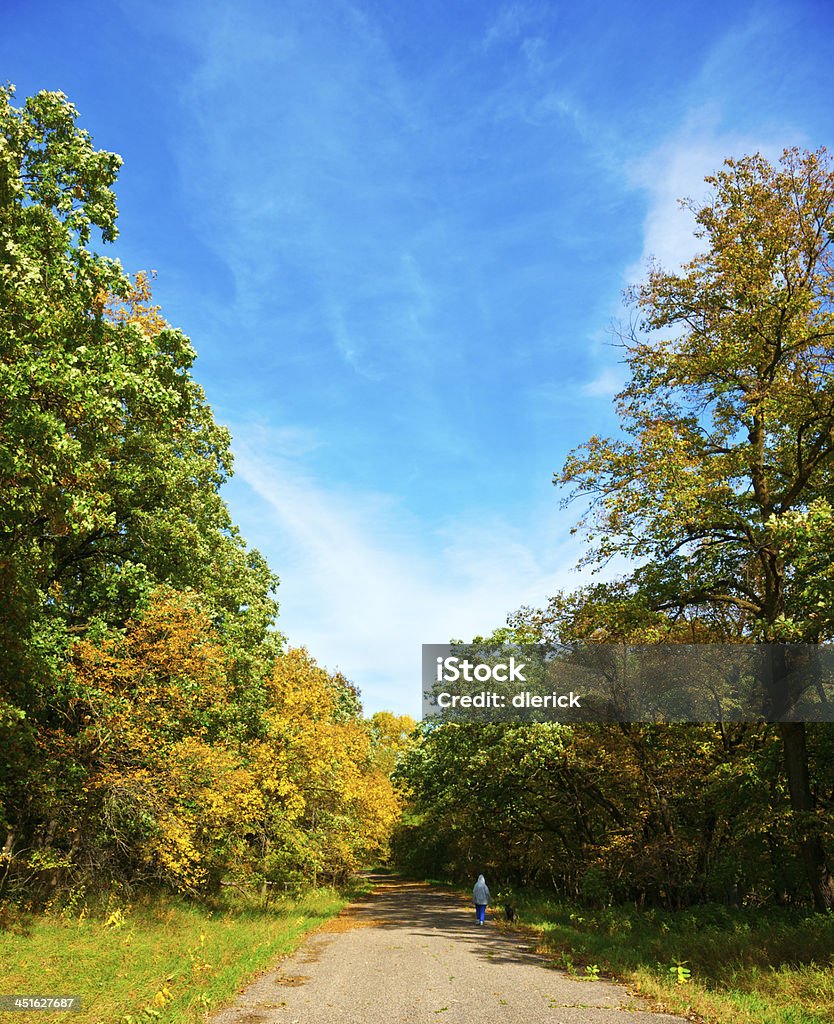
[210,878,689,1024]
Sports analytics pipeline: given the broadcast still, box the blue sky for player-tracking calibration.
[4,0,833,715]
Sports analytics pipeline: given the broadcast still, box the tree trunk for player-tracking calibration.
[778,720,834,912]
[766,646,834,911]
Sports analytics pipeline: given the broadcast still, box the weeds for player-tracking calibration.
[497,894,834,1024]
[0,887,350,1024]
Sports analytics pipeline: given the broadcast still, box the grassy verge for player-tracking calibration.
[492,893,834,1024]
[0,883,366,1024]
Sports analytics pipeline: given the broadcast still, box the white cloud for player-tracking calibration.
[480,2,549,52]
[230,428,583,716]
[625,110,785,283]
[581,365,626,399]
[573,110,787,418]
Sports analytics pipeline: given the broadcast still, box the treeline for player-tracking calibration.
[0,86,410,902]
[396,148,834,912]
[394,717,833,909]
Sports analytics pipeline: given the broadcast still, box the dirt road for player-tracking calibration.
[210,878,689,1024]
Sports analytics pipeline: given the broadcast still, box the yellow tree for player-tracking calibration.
[70,588,263,893]
[251,649,401,885]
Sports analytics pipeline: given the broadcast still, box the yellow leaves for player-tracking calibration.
[105,271,168,338]
[267,647,334,721]
[136,737,265,892]
[73,588,229,757]
[254,648,403,874]
[71,596,401,892]
[104,907,127,929]
[371,711,416,774]
[150,986,172,1008]
[72,590,265,891]
[154,819,206,892]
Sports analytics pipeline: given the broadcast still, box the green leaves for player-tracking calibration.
[0,86,122,246]
[0,87,279,884]
[560,148,834,642]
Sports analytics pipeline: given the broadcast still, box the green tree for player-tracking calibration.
[393,715,784,906]
[558,147,834,909]
[0,86,277,869]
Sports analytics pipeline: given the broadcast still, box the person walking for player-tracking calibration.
[472,874,490,925]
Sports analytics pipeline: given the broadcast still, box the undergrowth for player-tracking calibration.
[0,883,366,1024]
[499,893,834,1024]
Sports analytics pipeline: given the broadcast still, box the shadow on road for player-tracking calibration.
[332,877,552,969]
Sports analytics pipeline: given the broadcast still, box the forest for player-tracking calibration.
[0,85,412,905]
[2,83,834,1024]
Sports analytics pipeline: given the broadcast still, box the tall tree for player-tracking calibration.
[0,86,277,867]
[558,148,834,909]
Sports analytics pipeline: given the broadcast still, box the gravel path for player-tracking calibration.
[210,878,689,1024]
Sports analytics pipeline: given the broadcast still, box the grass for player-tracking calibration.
[0,884,364,1024]
[5,874,831,1024]
[491,892,834,1024]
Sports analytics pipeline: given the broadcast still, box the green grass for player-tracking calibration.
[495,893,834,1024]
[5,877,831,1024]
[0,885,363,1024]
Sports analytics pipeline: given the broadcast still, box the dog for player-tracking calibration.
[504,904,517,922]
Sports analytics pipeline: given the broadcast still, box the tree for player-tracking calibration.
[369,711,417,775]
[0,86,280,853]
[558,148,834,909]
[0,83,277,649]
[69,589,263,894]
[0,85,407,902]
[250,649,402,886]
[393,713,787,906]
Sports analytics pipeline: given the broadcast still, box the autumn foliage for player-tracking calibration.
[10,589,405,899]
[0,87,407,903]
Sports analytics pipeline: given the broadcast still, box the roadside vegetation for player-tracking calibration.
[0,886,364,1024]
[501,894,834,1024]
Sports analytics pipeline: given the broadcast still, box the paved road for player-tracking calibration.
[211,879,689,1024]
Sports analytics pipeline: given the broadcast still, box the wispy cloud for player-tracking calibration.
[230,425,583,714]
[625,17,798,284]
[162,0,437,380]
[480,2,551,52]
[581,365,626,399]
[86,0,834,718]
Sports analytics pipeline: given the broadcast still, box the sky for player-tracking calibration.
[3,0,834,715]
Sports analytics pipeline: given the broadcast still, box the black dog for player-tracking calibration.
[504,904,517,922]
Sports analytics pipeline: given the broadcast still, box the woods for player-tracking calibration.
[394,718,834,908]
[0,86,407,904]
[2,82,834,932]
